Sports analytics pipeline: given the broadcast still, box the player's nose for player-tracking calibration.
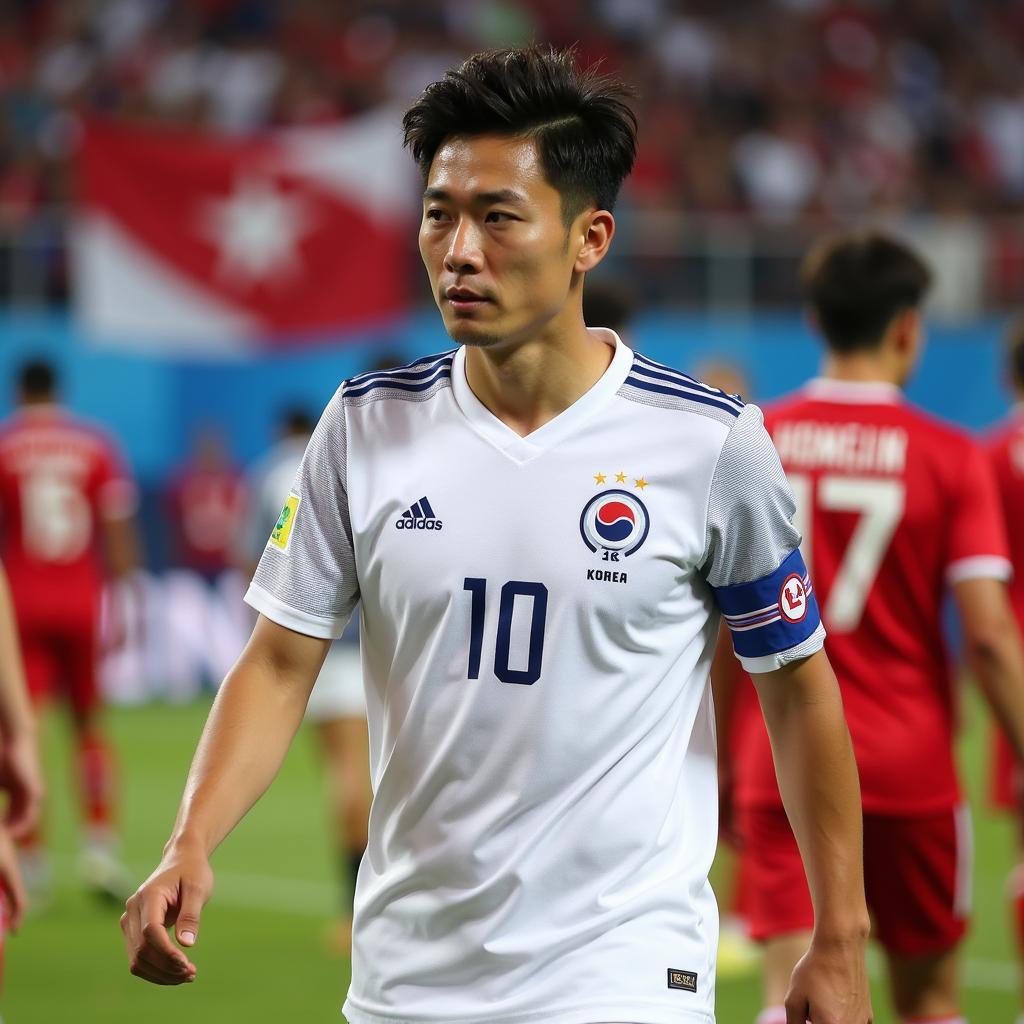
[444,218,484,273]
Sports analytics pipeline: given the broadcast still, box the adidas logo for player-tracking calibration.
[395,496,443,531]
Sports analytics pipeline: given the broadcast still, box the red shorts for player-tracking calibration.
[737,804,971,957]
[20,619,100,719]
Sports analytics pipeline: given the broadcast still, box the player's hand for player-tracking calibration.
[0,825,27,931]
[784,931,872,1023]
[120,843,212,985]
[0,731,45,839]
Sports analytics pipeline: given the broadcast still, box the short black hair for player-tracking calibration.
[18,359,56,399]
[403,45,638,223]
[1006,313,1024,390]
[800,230,933,354]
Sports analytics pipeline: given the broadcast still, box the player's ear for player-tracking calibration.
[573,210,614,274]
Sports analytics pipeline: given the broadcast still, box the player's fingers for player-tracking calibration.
[140,919,193,974]
[174,878,207,948]
[136,944,196,982]
[4,787,37,840]
[120,905,137,953]
[0,862,27,932]
[783,993,809,1024]
[129,950,195,986]
[138,894,194,973]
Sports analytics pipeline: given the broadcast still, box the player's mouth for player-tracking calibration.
[444,286,492,313]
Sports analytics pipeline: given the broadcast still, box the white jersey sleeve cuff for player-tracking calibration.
[737,621,826,675]
[244,581,349,640]
[946,555,1013,586]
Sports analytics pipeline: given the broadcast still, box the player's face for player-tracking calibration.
[419,134,593,349]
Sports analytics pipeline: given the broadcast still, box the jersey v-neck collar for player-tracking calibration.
[450,329,634,463]
[803,377,902,404]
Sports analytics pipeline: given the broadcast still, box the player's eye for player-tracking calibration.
[485,211,515,223]
[425,208,448,222]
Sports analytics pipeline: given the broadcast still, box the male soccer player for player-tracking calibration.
[245,407,372,954]
[122,46,871,1023]
[986,313,1024,1023]
[721,231,1024,1024]
[0,360,141,900]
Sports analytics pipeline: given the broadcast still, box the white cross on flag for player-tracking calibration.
[72,108,415,352]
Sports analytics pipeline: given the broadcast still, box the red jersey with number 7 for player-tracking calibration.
[735,378,1011,814]
[0,406,137,626]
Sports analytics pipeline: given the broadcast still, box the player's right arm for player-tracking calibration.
[120,615,329,984]
[0,562,43,838]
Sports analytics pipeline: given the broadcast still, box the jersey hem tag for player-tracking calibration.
[668,968,698,992]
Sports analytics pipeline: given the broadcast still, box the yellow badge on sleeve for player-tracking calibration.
[269,493,300,552]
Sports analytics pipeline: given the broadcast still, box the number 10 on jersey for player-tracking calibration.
[463,578,549,685]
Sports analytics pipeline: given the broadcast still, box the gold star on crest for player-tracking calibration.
[615,471,626,483]
[594,472,607,484]
[634,477,648,489]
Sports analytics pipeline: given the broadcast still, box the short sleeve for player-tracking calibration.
[701,404,825,673]
[945,438,1012,586]
[245,388,359,639]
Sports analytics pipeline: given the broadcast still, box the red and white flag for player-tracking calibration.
[73,109,416,351]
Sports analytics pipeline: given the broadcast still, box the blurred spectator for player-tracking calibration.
[2,1,1024,307]
[163,425,247,581]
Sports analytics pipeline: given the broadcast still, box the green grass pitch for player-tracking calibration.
[6,691,1020,1022]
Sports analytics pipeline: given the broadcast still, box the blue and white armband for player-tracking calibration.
[711,547,824,673]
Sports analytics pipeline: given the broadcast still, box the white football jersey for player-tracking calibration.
[246,331,824,1024]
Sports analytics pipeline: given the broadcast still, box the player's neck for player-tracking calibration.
[821,353,904,389]
[463,319,614,436]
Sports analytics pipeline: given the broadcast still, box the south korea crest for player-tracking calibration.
[579,489,650,557]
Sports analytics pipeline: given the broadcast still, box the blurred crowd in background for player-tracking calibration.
[2,0,1024,307]
[1,0,1023,699]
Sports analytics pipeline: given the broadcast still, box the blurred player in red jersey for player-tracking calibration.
[0,360,142,902]
[716,231,1024,1024]
[164,426,247,581]
[986,314,1024,1024]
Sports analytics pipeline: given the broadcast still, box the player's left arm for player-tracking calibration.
[703,404,870,1024]
[752,651,871,1024]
